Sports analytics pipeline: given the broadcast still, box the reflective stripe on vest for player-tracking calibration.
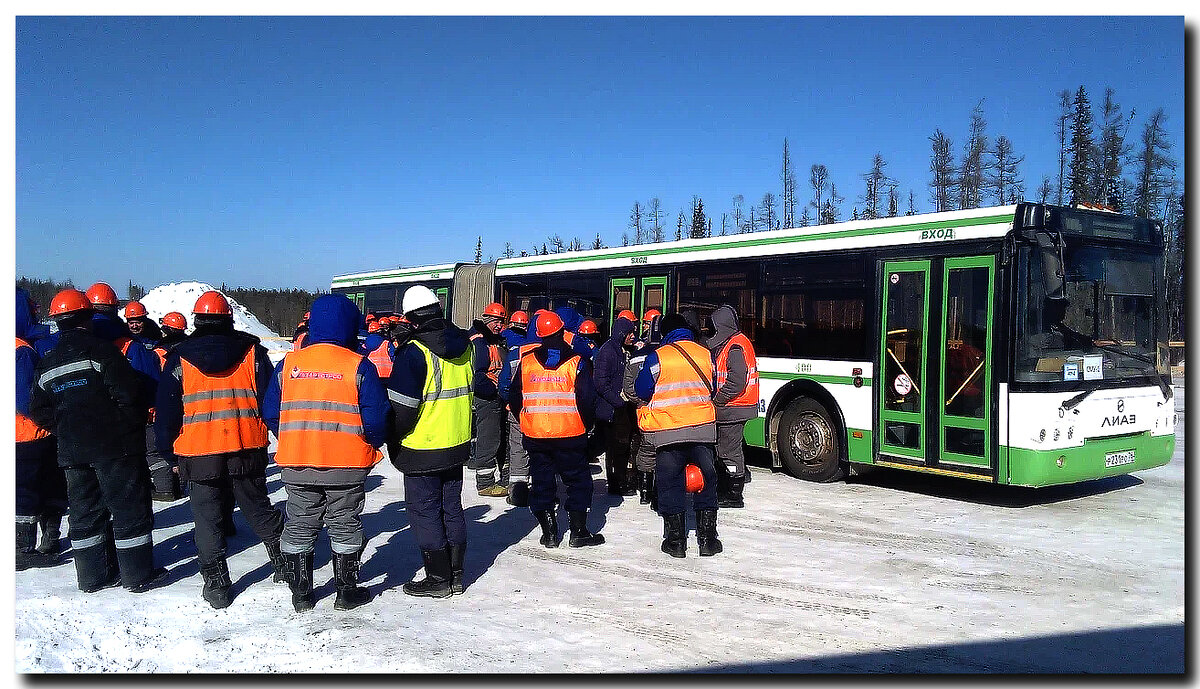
[15,338,50,442]
[274,344,381,469]
[716,332,760,408]
[519,353,585,439]
[173,347,267,456]
[367,340,394,379]
[637,340,716,433]
[470,332,502,385]
[400,341,474,451]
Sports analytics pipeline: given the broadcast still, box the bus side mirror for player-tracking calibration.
[1035,232,1066,301]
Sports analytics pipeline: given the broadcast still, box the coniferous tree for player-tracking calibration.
[928,129,957,212]
[781,138,796,228]
[732,195,745,234]
[676,211,685,241]
[1037,177,1054,204]
[860,154,892,220]
[592,233,606,250]
[1133,108,1176,220]
[799,206,812,227]
[887,186,899,218]
[958,101,988,210]
[820,183,844,225]
[621,232,630,247]
[1095,89,1132,208]
[809,164,829,224]
[759,193,777,230]
[690,197,707,239]
[1067,86,1095,205]
[629,202,644,244]
[474,237,483,263]
[720,213,729,236]
[851,207,859,221]
[1056,89,1072,205]
[648,197,664,243]
[568,237,583,252]
[541,243,548,256]
[503,242,515,259]
[987,135,1025,205]
[906,190,918,216]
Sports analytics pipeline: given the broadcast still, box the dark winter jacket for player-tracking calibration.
[29,327,149,466]
[387,317,474,475]
[498,326,536,405]
[708,305,757,423]
[15,289,40,421]
[554,306,596,361]
[593,316,637,422]
[156,329,187,351]
[93,311,160,413]
[635,327,718,447]
[154,320,274,482]
[264,294,389,486]
[130,319,164,350]
[508,334,597,451]
[469,320,505,400]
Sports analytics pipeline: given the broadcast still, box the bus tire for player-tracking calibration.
[777,397,844,482]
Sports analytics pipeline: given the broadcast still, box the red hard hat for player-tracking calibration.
[578,319,599,336]
[124,300,148,319]
[193,291,232,316]
[617,310,637,322]
[535,311,565,338]
[365,313,377,322]
[642,309,662,323]
[49,289,92,318]
[685,464,705,493]
[86,282,119,307]
[482,302,507,320]
[368,320,383,333]
[509,310,529,327]
[161,312,187,330]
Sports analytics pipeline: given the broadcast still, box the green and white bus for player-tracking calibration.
[333,202,1175,487]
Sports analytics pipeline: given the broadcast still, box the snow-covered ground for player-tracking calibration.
[15,388,1184,673]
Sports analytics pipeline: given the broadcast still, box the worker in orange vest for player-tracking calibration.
[634,313,721,558]
[469,302,509,497]
[292,311,310,351]
[508,311,604,549]
[360,316,395,379]
[155,291,286,609]
[263,294,389,612]
[707,306,759,508]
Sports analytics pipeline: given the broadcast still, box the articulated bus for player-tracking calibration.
[332,203,1175,487]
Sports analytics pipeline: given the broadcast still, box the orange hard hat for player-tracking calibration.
[535,311,565,338]
[124,300,148,319]
[161,312,188,330]
[193,291,232,316]
[509,310,529,327]
[617,310,637,322]
[365,313,377,322]
[578,319,599,336]
[482,302,507,320]
[85,282,119,307]
[685,464,705,493]
[642,309,662,323]
[49,289,92,318]
[368,320,383,333]
[393,315,409,325]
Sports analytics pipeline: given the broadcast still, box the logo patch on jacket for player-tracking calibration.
[290,367,344,380]
[51,378,88,393]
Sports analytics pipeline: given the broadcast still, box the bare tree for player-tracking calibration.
[548,235,566,254]
[987,135,1025,204]
[732,194,745,233]
[648,197,664,243]
[859,154,893,220]
[958,100,988,209]
[502,241,515,259]
[1037,176,1054,204]
[720,212,729,236]
[928,129,957,212]
[568,236,583,252]
[809,164,829,224]
[760,192,777,230]
[781,138,796,227]
[629,202,644,244]
[1133,108,1176,220]
[906,190,918,216]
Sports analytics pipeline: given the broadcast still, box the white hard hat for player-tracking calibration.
[402,285,440,315]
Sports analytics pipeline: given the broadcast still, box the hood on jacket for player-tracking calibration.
[173,319,261,374]
[709,305,740,351]
[91,311,133,343]
[554,306,585,334]
[609,316,637,348]
[307,294,360,348]
[16,287,36,341]
[409,319,471,361]
[661,327,697,346]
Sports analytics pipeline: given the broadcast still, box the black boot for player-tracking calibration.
[661,513,686,558]
[717,475,745,509]
[117,540,167,593]
[649,473,659,514]
[282,550,315,612]
[150,468,181,502]
[36,514,63,555]
[73,531,120,593]
[333,550,372,610]
[403,548,453,598]
[448,543,466,595]
[264,539,287,584]
[567,510,605,547]
[639,471,653,504]
[532,509,561,548]
[696,509,723,557]
[621,468,639,497]
[16,522,58,571]
[506,481,530,507]
[200,559,234,609]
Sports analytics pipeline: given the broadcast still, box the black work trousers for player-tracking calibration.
[15,436,68,521]
[655,442,718,516]
[404,465,466,551]
[528,446,593,513]
[600,407,635,489]
[188,469,283,565]
[470,397,505,489]
[64,454,156,588]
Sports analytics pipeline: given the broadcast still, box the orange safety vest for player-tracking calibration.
[637,340,716,433]
[152,346,168,370]
[366,339,394,379]
[519,352,586,439]
[274,344,382,470]
[115,337,134,357]
[716,333,760,408]
[15,338,50,443]
[292,332,307,352]
[173,347,268,457]
[470,332,502,385]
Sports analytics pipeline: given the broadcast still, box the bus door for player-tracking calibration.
[608,275,669,331]
[938,256,995,470]
[878,261,931,463]
[435,287,449,312]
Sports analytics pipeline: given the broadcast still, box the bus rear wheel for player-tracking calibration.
[777,397,844,482]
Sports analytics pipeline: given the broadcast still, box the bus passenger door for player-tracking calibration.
[938,256,994,469]
[609,278,636,331]
[640,276,668,317]
[878,261,931,463]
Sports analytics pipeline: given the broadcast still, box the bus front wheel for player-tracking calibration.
[777,397,844,482]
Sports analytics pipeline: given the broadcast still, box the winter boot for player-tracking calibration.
[448,542,466,595]
[332,550,372,610]
[16,522,58,571]
[567,510,605,547]
[660,513,687,558]
[639,471,653,505]
[621,468,639,497]
[533,509,561,548]
[717,475,745,509]
[264,539,287,584]
[200,559,234,609]
[150,470,181,502]
[36,514,63,555]
[499,462,511,489]
[649,475,660,514]
[696,509,723,557]
[478,483,509,498]
[74,531,120,593]
[506,481,530,507]
[116,539,167,593]
[402,548,453,598]
[282,550,315,612]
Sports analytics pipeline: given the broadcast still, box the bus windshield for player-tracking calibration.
[1015,241,1167,383]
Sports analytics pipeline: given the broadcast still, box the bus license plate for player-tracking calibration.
[1105,450,1136,468]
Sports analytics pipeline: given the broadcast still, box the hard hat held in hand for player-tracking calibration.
[402,285,440,315]
[685,464,704,493]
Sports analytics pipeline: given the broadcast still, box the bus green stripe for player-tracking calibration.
[497,213,1011,271]
[332,266,456,285]
[759,371,871,387]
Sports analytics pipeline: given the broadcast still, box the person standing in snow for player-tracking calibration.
[28,290,166,593]
[624,312,661,509]
[594,314,639,496]
[155,290,286,609]
[707,306,759,509]
[497,310,536,507]
[468,303,510,498]
[387,286,474,598]
[359,316,395,380]
[263,294,389,612]
[123,300,163,350]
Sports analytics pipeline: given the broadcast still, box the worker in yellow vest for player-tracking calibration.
[264,294,389,612]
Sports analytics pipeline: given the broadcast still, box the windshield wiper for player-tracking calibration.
[1091,343,1171,398]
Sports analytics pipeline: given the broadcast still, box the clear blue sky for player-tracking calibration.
[16,16,1185,293]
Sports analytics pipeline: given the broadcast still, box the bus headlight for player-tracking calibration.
[1038,429,1046,442]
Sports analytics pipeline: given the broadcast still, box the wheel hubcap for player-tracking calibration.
[791,412,833,465]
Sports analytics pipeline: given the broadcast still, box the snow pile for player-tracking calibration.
[121,282,292,362]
